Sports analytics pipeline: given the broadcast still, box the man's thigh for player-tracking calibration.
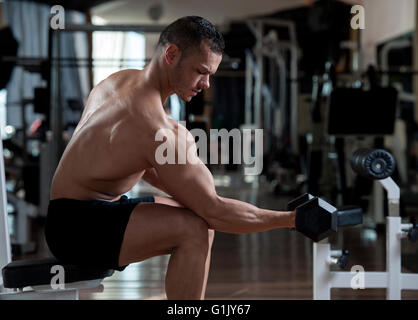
[118,200,207,267]
[154,196,184,207]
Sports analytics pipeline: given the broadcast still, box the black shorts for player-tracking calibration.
[45,195,155,271]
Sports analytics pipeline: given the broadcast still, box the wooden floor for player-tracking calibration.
[21,172,418,300]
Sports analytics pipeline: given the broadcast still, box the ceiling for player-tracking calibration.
[27,0,112,12]
[91,0,363,25]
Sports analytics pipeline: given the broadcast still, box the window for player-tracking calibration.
[92,16,146,86]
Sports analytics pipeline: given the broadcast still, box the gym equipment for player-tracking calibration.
[1,258,114,300]
[0,27,19,90]
[313,148,418,300]
[408,218,418,242]
[350,148,396,180]
[287,193,314,210]
[324,83,399,212]
[0,129,115,300]
[244,18,298,154]
[378,38,414,188]
[287,193,363,242]
[2,130,39,255]
[328,87,398,136]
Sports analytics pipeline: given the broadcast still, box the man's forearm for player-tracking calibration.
[202,196,296,234]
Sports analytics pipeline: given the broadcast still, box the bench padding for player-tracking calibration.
[2,257,114,289]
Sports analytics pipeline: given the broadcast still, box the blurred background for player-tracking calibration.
[1,0,418,299]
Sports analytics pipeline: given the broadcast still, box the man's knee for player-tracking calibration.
[178,210,211,247]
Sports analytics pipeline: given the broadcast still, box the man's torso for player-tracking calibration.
[50,69,164,202]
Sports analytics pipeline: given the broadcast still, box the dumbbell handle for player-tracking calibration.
[337,206,363,227]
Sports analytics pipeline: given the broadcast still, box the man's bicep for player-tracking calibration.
[154,158,218,216]
[148,126,218,216]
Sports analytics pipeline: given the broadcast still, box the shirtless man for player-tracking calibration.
[45,16,296,300]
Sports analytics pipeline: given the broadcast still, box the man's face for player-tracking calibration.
[170,41,222,102]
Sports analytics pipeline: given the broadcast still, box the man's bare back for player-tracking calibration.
[50,69,166,202]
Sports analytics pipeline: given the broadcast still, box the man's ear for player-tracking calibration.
[164,44,181,66]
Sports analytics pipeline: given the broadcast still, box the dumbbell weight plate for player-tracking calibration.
[287,193,314,211]
[295,197,338,242]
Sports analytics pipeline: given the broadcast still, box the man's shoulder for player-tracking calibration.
[129,95,174,137]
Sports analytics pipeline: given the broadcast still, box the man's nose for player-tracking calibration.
[200,75,210,89]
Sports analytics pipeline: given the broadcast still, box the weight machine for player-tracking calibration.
[313,148,418,299]
[244,18,299,154]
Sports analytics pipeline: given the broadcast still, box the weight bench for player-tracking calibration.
[1,257,114,300]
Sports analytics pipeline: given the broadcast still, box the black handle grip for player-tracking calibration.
[350,148,396,180]
[337,206,363,227]
[408,218,418,242]
[409,228,418,242]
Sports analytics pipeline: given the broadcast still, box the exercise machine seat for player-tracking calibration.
[2,257,114,289]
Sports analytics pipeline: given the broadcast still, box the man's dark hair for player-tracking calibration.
[157,16,225,56]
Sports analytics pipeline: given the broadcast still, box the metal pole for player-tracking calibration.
[313,240,332,299]
[413,0,418,125]
[379,177,401,299]
[50,30,63,171]
[245,51,254,125]
[289,45,298,154]
[0,128,12,286]
[61,23,166,33]
[386,216,401,299]
[254,21,263,129]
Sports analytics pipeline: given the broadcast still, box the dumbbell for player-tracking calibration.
[287,193,363,242]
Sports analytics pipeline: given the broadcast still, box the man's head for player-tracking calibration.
[156,16,224,102]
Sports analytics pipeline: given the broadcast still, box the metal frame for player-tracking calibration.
[378,39,411,188]
[245,18,299,154]
[61,24,167,33]
[313,177,418,300]
[0,278,105,300]
[0,128,12,292]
